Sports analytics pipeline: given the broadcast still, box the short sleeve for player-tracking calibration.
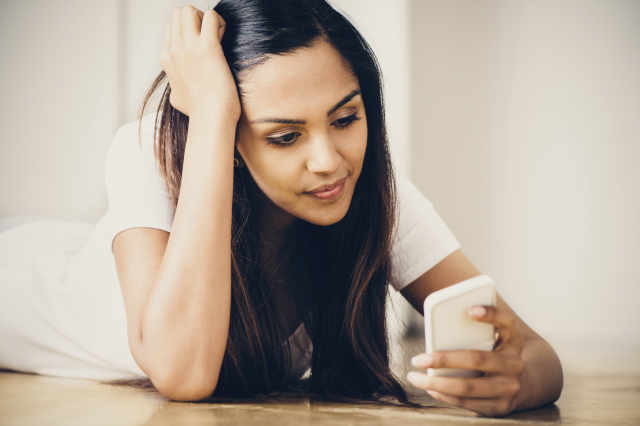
[389,175,461,291]
[104,113,174,249]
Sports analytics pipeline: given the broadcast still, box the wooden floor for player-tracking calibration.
[1,370,639,425]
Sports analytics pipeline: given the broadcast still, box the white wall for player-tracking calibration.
[0,0,119,222]
[0,0,195,222]
[411,0,640,374]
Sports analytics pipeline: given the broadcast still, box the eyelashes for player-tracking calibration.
[267,132,300,146]
[266,114,362,147]
[333,114,362,129]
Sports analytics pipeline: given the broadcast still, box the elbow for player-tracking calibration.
[158,382,217,402]
[135,351,220,401]
[550,359,564,404]
[128,328,226,401]
[128,334,223,401]
[151,370,219,401]
[542,346,564,405]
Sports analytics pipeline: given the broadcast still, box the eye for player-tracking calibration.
[266,131,301,147]
[332,114,361,129]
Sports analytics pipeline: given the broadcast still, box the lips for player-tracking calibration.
[307,177,347,200]
[309,177,347,194]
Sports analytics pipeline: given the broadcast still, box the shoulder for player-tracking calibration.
[395,174,434,219]
[106,113,159,171]
[390,174,461,291]
[103,112,170,205]
[104,113,164,191]
[394,174,438,240]
[104,112,174,242]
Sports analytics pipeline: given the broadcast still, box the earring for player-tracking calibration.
[234,157,240,167]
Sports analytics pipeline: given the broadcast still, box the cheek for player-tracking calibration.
[242,146,302,200]
[261,163,299,195]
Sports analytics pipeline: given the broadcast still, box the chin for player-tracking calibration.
[308,216,343,227]
[302,203,350,227]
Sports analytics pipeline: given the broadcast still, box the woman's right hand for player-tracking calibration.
[160,6,240,120]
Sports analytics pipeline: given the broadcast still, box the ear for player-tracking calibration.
[234,148,246,167]
[233,126,244,167]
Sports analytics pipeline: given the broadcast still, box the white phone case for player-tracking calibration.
[423,275,496,377]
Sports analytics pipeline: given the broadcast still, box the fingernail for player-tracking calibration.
[407,371,422,385]
[467,306,486,317]
[411,354,433,368]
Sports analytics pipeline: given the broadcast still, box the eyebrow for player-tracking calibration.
[249,89,361,125]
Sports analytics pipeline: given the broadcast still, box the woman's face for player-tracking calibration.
[236,41,367,229]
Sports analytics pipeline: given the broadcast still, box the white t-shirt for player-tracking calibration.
[0,113,460,381]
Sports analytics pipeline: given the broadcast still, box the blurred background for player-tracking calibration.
[1,0,638,375]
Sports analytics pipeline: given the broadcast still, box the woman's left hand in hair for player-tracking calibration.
[407,305,526,417]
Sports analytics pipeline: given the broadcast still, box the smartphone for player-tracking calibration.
[423,275,496,377]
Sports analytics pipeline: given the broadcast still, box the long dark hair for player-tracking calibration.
[138,0,409,404]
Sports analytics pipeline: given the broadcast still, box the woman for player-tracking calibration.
[0,0,563,416]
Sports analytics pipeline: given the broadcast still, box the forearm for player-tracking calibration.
[135,112,236,399]
[513,336,564,412]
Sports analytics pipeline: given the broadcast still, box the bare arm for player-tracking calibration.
[113,7,240,401]
[401,249,563,416]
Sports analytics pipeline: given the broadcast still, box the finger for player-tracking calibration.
[407,372,520,399]
[181,5,202,41]
[413,350,522,374]
[427,391,514,417]
[170,7,183,42]
[467,306,521,348]
[201,9,226,43]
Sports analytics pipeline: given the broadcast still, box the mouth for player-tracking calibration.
[306,177,347,200]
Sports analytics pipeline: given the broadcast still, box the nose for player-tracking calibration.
[306,132,341,175]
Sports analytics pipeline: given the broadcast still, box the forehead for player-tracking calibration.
[239,41,359,118]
